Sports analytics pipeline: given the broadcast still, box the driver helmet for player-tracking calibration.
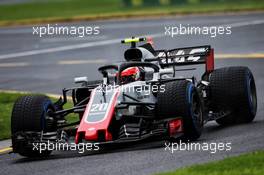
[120,67,141,84]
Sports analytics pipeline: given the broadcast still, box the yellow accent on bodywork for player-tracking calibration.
[123,37,146,43]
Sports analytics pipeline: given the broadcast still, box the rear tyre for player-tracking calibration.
[157,80,204,141]
[210,67,257,125]
[11,95,56,157]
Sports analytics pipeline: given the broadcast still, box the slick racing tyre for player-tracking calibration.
[210,67,257,125]
[157,80,204,141]
[11,95,56,157]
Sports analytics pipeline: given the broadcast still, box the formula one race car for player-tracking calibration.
[11,37,257,157]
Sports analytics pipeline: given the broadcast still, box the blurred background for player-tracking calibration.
[0,0,263,25]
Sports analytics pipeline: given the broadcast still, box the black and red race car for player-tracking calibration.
[11,37,257,157]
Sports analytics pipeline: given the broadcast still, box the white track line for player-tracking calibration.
[216,53,264,59]
[0,20,263,60]
[227,20,264,27]
[0,62,29,67]
[0,34,162,60]
[58,59,107,65]
[0,54,263,68]
[41,35,108,43]
[0,38,121,60]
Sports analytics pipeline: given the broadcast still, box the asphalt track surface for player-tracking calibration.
[0,13,264,175]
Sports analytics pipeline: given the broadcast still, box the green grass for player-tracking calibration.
[0,92,77,140]
[156,151,264,175]
[0,0,263,26]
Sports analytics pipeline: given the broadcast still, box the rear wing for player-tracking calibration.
[155,45,214,73]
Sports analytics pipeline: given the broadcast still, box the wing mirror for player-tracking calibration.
[74,76,88,84]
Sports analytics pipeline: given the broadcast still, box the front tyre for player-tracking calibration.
[11,95,56,157]
[157,80,204,141]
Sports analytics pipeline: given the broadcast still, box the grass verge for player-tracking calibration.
[0,91,77,140]
[156,151,264,175]
[0,0,264,26]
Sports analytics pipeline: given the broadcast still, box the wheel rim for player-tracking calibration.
[247,76,257,115]
[42,100,55,131]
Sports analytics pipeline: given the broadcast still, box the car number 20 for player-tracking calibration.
[90,103,109,112]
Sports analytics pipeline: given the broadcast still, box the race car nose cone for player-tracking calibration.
[85,129,98,140]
